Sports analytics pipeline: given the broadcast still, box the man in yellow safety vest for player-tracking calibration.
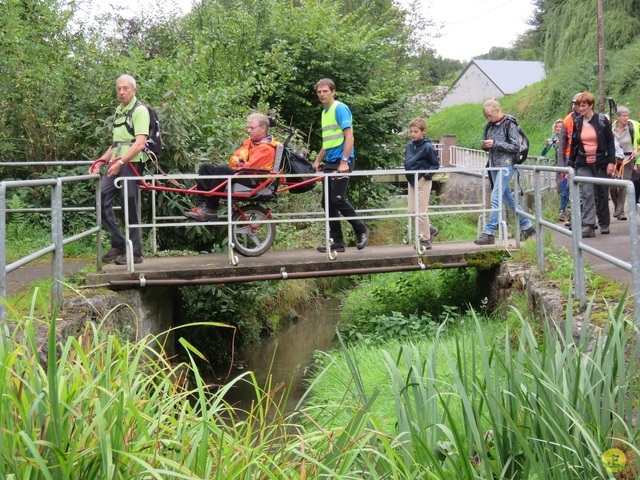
[313,78,368,253]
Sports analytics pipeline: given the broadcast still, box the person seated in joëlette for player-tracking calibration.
[183,113,277,221]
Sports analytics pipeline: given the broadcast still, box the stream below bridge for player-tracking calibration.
[221,298,342,411]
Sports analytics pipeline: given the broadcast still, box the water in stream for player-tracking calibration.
[223,298,342,411]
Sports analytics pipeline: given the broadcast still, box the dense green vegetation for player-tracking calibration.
[338,270,478,343]
[0,0,450,167]
[5,0,640,166]
[5,0,640,476]
[429,1,640,158]
[1,291,637,478]
[309,303,639,478]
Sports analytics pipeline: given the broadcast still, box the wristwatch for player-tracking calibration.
[118,159,125,166]
[341,156,350,163]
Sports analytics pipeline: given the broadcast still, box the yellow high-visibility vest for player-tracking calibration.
[322,101,345,151]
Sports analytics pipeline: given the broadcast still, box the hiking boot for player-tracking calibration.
[474,233,495,245]
[114,254,143,265]
[581,226,596,238]
[600,225,610,234]
[317,243,345,253]
[184,205,218,221]
[102,247,125,262]
[521,226,536,241]
[429,225,439,241]
[356,227,369,250]
[558,210,565,221]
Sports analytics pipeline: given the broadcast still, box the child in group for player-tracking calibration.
[404,118,440,249]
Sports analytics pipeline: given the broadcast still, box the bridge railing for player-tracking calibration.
[3,158,639,326]
[449,146,488,169]
[0,162,99,321]
[118,166,503,268]
[449,146,557,194]
[515,162,640,324]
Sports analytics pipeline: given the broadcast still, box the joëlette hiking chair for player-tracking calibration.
[101,118,321,258]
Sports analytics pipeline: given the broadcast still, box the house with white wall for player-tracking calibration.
[440,60,545,108]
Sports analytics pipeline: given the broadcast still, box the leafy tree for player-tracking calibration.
[0,0,79,160]
[541,0,640,69]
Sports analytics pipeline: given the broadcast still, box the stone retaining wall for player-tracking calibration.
[494,262,600,344]
[24,287,176,364]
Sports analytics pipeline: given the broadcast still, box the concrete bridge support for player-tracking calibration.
[62,286,176,356]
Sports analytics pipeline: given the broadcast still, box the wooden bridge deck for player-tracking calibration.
[85,241,513,289]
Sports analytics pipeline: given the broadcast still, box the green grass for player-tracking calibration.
[310,315,507,433]
[514,230,633,326]
[427,82,553,154]
[6,222,97,263]
[1,280,639,478]
[337,269,479,343]
[309,300,640,478]
[0,304,428,479]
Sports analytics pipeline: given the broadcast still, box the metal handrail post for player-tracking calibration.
[96,175,103,272]
[496,167,507,246]
[227,177,238,266]
[412,171,421,251]
[533,169,545,272]
[625,181,640,333]
[481,169,487,233]
[137,181,143,253]
[514,167,522,246]
[323,173,337,260]
[119,176,136,272]
[568,169,586,308]
[0,183,6,323]
[150,178,158,254]
[51,179,64,312]
[122,178,131,270]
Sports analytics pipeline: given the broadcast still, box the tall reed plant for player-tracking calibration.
[0,301,418,478]
[378,300,639,478]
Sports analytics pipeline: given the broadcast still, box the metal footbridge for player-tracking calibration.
[2,148,640,323]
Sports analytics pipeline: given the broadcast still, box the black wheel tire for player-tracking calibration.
[231,204,276,257]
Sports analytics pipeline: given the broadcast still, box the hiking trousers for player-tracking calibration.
[101,162,143,257]
[321,163,366,244]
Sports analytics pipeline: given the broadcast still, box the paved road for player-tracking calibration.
[549,208,638,286]
[5,260,91,297]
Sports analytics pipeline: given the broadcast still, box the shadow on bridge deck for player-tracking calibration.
[85,241,513,289]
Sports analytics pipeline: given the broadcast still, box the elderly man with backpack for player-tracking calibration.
[474,98,536,245]
[90,74,151,265]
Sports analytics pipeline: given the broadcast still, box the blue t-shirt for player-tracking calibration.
[324,102,355,163]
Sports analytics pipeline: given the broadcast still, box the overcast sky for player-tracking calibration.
[427,0,536,61]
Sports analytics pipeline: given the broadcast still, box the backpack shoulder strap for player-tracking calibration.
[502,115,515,140]
[598,113,607,129]
[124,100,145,137]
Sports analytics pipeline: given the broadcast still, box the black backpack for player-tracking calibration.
[504,114,529,164]
[282,146,316,194]
[121,101,163,159]
[484,114,529,164]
